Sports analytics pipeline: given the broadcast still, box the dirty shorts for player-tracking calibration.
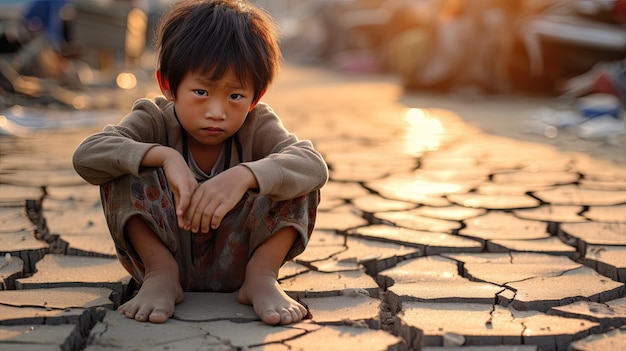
[100,167,319,292]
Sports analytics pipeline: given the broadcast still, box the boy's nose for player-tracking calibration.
[204,101,226,120]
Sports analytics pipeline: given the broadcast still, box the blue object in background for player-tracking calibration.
[23,0,70,50]
[579,93,622,119]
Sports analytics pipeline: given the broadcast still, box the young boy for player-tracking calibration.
[72,0,328,326]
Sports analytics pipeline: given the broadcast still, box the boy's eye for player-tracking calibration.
[194,89,208,96]
[230,93,243,101]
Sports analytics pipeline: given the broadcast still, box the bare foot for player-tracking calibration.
[237,273,306,325]
[118,268,184,323]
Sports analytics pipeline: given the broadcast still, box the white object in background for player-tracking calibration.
[521,119,559,138]
[577,114,626,139]
[531,107,585,127]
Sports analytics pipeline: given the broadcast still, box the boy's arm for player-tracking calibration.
[72,99,171,185]
[238,104,328,201]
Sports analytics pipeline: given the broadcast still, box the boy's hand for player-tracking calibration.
[184,165,258,233]
[162,156,198,230]
[142,146,198,229]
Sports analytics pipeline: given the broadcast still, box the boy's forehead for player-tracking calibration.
[191,68,252,88]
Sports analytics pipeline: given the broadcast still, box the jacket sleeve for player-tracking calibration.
[238,104,328,201]
[72,98,170,185]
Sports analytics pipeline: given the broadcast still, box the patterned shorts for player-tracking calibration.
[100,168,319,292]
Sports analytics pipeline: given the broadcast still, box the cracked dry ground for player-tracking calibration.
[1,65,626,351]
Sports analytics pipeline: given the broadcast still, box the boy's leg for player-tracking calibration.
[100,168,185,324]
[237,226,307,325]
[118,216,184,323]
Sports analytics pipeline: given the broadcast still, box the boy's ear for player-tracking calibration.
[155,69,174,101]
[249,89,266,112]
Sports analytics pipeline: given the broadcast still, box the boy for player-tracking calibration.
[72,0,328,326]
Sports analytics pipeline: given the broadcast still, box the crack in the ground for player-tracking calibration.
[8,175,625,351]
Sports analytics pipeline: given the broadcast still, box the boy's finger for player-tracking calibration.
[210,206,225,229]
[176,192,191,229]
[177,215,186,230]
[200,201,219,233]
[188,191,209,233]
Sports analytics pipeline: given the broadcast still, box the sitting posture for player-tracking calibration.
[72,0,328,325]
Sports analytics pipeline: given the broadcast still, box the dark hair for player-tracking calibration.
[156,0,281,103]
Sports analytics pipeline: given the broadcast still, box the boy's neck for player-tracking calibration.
[188,139,225,174]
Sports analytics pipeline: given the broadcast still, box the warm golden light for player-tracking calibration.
[126,8,148,61]
[11,105,23,116]
[402,108,444,154]
[72,96,87,109]
[77,65,94,85]
[116,73,137,90]
[0,115,7,128]
[404,107,427,124]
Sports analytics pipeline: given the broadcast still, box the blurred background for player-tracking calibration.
[269,0,626,96]
[0,0,625,141]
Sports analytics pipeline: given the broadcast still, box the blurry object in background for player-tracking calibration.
[273,0,626,96]
[575,0,626,24]
[521,1,626,80]
[393,0,521,93]
[521,4,626,144]
[561,59,626,102]
[325,0,392,73]
[72,0,147,72]
[0,103,119,136]
[23,0,75,54]
[124,6,147,68]
[269,0,396,70]
[260,0,340,62]
[578,93,622,119]
[577,114,626,139]
[0,0,69,107]
[0,55,44,98]
[0,4,31,54]
[0,0,83,108]
[386,1,430,78]
[0,0,158,112]
[390,0,626,95]
[522,92,625,141]
[398,0,471,90]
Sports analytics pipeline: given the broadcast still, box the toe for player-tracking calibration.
[297,303,307,317]
[289,308,301,323]
[280,308,294,325]
[263,309,282,325]
[149,310,169,324]
[134,313,147,322]
[134,306,152,322]
[119,304,139,319]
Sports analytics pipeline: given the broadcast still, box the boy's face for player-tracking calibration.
[161,69,255,147]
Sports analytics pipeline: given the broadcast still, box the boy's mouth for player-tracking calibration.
[203,127,223,132]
